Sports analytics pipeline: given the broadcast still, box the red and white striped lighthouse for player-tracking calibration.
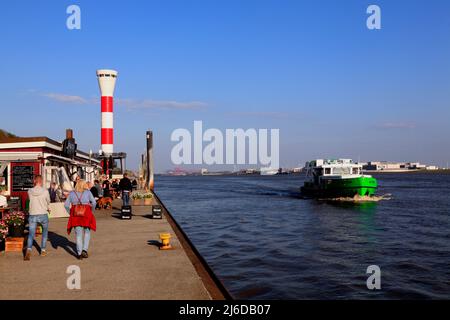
[96,69,118,156]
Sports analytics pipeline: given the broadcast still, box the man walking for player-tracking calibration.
[119,173,133,206]
[25,175,50,261]
[48,182,60,203]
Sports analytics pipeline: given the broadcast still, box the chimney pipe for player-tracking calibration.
[66,129,73,139]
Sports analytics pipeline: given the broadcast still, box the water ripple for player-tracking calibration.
[157,174,450,299]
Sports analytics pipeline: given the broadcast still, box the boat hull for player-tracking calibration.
[301,176,377,198]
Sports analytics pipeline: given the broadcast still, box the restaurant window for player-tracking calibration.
[77,167,86,180]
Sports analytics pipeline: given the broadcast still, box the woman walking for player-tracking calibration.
[65,180,97,260]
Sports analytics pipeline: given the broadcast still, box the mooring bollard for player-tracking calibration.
[159,233,172,250]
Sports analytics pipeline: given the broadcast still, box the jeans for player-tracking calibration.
[75,226,91,255]
[122,191,130,206]
[27,214,49,251]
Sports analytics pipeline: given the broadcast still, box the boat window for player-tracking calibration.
[332,167,351,175]
[352,168,359,174]
[313,168,323,176]
[325,168,331,175]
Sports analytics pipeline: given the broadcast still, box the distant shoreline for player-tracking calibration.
[158,170,450,177]
[365,169,450,174]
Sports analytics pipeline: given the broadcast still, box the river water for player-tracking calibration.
[156,173,450,299]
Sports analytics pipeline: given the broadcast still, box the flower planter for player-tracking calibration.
[8,225,25,238]
[5,237,24,252]
[3,211,25,237]
[0,220,8,244]
[132,192,153,206]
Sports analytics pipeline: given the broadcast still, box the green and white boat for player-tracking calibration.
[301,159,377,198]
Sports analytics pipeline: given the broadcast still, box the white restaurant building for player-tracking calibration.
[0,129,100,209]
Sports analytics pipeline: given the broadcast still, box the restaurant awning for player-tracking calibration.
[43,153,101,168]
[0,152,42,161]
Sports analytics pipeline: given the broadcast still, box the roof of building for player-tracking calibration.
[0,135,97,162]
[0,136,62,146]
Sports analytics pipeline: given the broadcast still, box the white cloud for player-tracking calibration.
[376,122,416,129]
[227,111,298,118]
[42,93,90,104]
[116,98,208,111]
[39,91,207,111]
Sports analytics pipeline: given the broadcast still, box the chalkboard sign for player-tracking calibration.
[7,196,22,210]
[12,166,34,191]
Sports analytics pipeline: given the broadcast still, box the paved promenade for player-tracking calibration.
[0,198,212,300]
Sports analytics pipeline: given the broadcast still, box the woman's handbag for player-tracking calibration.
[72,191,88,217]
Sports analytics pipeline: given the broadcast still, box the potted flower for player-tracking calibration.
[3,211,25,237]
[143,193,153,206]
[132,192,144,206]
[0,220,8,250]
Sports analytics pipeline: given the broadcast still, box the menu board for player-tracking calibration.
[12,166,35,191]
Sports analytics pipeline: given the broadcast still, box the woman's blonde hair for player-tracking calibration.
[74,179,88,193]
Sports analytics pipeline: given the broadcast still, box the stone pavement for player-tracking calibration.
[0,200,211,300]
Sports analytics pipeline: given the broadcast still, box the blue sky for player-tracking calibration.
[1,0,450,172]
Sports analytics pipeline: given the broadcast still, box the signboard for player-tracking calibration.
[62,138,77,158]
[7,196,21,210]
[12,165,34,191]
[49,202,69,218]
